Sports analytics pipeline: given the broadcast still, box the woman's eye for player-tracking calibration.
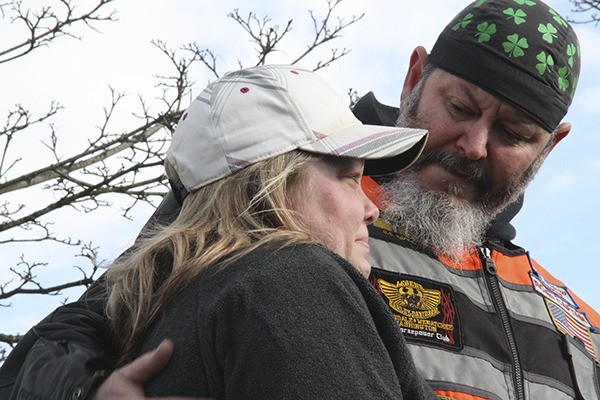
[348,174,362,184]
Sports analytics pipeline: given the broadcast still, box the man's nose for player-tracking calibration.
[455,123,489,160]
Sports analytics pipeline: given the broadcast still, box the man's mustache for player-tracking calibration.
[411,151,492,193]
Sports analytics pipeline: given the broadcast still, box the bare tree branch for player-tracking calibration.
[567,0,600,24]
[224,0,364,70]
[0,0,365,358]
[0,117,174,196]
[1,244,101,302]
[0,102,62,179]
[292,0,364,70]
[0,334,22,351]
[0,0,117,64]
[228,9,294,66]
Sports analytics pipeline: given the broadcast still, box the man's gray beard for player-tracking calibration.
[380,170,493,261]
[385,68,550,260]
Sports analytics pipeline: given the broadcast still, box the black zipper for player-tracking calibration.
[480,246,525,400]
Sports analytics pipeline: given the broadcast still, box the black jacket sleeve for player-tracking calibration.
[0,279,116,400]
[0,191,183,400]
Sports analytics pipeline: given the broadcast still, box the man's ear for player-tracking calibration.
[549,122,571,152]
[401,46,429,102]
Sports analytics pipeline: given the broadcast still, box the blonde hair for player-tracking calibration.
[107,150,322,363]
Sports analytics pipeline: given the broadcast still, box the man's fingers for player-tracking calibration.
[119,339,175,384]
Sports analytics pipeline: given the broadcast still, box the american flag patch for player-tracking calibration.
[546,300,598,362]
[530,272,598,361]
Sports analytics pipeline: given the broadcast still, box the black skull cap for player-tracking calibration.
[428,0,581,132]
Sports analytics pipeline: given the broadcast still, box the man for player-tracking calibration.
[355,2,599,399]
[1,1,597,399]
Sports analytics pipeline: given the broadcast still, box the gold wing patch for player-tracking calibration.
[378,278,441,319]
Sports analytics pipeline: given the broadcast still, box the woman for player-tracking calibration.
[105,65,434,399]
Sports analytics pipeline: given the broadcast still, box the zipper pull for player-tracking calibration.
[480,247,497,275]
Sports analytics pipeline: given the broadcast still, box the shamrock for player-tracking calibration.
[535,51,554,75]
[453,12,473,31]
[475,0,487,6]
[503,34,528,58]
[476,22,497,42]
[503,8,527,25]
[538,23,558,43]
[513,0,536,5]
[571,76,578,98]
[549,8,568,27]
[567,43,577,67]
[557,66,570,91]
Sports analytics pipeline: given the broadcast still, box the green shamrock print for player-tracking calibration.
[453,12,473,31]
[504,8,527,25]
[474,0,487,6]
[567,43,577,67]
[549,9,568,27]
[535,51,554,75]
[476,22,497,42]
[513,0,536,5]
[538,23,558,43]
[503,34,529,58]
[558,66,570,91]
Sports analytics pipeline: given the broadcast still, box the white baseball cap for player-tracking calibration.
[167,65,428,195]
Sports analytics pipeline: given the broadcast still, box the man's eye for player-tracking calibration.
[448,102,469,116]
[500,128,526,144]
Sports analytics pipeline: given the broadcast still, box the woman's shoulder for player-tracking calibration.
[261,242,342,262]
[183,242,363,311]
[197,243,358,296]
[236,242,351,277]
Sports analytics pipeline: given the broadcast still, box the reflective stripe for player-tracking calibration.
[369,238,492,310]
[526,379,575,400]
[408,337,582,400]
[499,282,555,327]
[408,344,511,400]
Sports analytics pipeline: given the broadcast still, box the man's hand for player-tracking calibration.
[92,339,211,400]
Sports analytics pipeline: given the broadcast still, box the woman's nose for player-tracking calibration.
[363,192,380,224]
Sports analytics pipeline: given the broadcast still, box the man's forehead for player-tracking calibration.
[433,69,552,132]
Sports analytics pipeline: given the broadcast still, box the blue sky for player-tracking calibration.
[1,0,598,359]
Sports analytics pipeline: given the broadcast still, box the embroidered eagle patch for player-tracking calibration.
[371,268,463,351]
